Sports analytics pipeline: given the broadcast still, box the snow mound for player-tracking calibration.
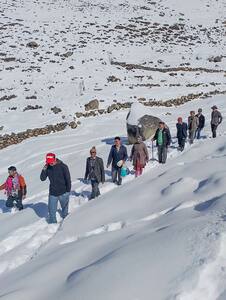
[127,102,157,126]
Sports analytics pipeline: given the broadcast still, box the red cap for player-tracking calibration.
[177,117,182,122]
[46,153,56,165]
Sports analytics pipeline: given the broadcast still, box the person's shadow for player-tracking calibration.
[101,137,128,145]
[0,198,48,218]
[24,202,48,218]
[0,199,11,213]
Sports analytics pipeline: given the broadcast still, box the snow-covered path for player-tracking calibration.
[0,94,225,299]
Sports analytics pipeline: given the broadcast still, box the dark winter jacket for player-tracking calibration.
[176,122,188,139]
[211,110,222,126]
[40,159,71,196]
[196,114,205,129]
[84,156,105,183]
[107,145,128,168]
[153,128,171,147]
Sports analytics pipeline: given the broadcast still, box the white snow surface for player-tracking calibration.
[0,93,225,300]
[0,0,226,299]
[127,102,157,126]
[0,0,225,134]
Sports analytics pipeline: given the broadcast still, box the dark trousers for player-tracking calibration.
[158,145,167,164]
[112,166,122,185]
[6,196,23,210]
[196,128,202,139]
[178,137,186,151]
[90,179,100,199]
[211,124,218,138]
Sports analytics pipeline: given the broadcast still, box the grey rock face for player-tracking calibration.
[127,112,161,144]
[85,99,99,111]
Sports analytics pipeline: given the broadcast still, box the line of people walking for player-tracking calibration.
[0,105,223,224]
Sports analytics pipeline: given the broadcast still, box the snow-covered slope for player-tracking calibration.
[0,93,225,300]
[0,0,225,134]
[0,0,226,299]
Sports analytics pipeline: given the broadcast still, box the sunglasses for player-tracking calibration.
[91,151,96,154]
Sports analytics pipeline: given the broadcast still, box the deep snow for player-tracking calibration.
[0,0,225,133]
[0,94,225,300]
[0,0,226,299]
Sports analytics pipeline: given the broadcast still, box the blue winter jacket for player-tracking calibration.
[107,145,128,168]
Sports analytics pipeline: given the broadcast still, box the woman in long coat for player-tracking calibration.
[130,137,149,177]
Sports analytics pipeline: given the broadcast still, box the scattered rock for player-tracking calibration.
[208,56,223,63]
[62,51,73,58]
[107,75,122,82]
[23,105,43,112]
[85,99,99,111]
[3,57,16,62]
[26,41,39,48]
[26,95,37,100]
[0,95,17,101]
[69,121,77,129]
[51,106,62,114]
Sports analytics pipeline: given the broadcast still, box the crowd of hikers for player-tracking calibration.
[0,105,223,224]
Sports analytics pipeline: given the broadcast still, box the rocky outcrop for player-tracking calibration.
[111,61,225,73]
[85,99,99,111]
[0,121,79,150]
[126,103,161,144]
[1,89,225,150]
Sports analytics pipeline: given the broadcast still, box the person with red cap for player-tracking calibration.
[40,153,71,224]
[176,117,188,151]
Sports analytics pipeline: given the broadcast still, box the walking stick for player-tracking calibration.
[151,140,154,161]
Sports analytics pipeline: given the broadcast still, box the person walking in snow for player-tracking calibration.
[0,166,26,211]
[130,136,149,177]
[176,117,187,151]
[84,146,105,200]
[152,122,171,164]
[40,153,71,224]
[196,108,205,139]
[188,111,199,144]
[107,137,128,185]
[211,105,222,138]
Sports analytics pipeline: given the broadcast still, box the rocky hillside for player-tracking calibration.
[0,0,225,136]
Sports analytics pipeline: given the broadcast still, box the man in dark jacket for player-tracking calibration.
[176,117,187,151]
[84,147,105,200]
[152,122,171,164]
[40,153,71,224]
[211,105,223,138]
[107,137,128,185]
[196,108,205,139]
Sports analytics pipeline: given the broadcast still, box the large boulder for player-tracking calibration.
[126,102,161,144]
[85,99,99,111]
